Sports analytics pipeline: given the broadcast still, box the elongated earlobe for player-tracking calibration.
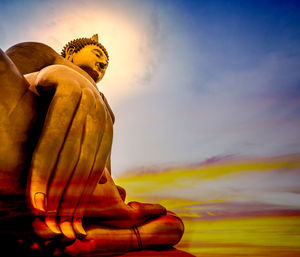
[67,56,73,62]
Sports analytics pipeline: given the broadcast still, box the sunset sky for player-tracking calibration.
[1,0,300,176]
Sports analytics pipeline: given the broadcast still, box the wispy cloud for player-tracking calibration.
[116,154,300,210]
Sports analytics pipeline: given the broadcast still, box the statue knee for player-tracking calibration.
[163,212,184,245]
[138,211,184,248]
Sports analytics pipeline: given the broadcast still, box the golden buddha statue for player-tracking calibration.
[0,35,184,255]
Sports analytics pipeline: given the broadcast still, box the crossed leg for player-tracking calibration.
[31,209,184,256]
[65,211,184,256]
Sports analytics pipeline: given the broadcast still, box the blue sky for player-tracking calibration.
[1,0,300,175]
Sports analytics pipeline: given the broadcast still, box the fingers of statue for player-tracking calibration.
[44,88,96,238]
[27,67,113,239]
[28,82,82,215]
[72,103,113,228]
[32,217,59,240]
[57,95,106,238]
[28,81,106,238]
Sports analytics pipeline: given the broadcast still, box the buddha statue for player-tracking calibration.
[0,35,184,255]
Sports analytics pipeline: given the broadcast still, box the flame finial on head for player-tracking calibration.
[91,34,99,42]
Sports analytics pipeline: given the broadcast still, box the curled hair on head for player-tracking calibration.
[61,34,109,61]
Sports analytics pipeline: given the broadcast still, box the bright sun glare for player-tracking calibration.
[35,4,147,103]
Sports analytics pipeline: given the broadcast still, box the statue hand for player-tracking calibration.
[27,65,112,239]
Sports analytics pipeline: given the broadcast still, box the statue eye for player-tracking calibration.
[95,53,100,58]
[96,62,107,70]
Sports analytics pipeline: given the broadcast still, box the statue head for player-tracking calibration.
[61,34,109,83]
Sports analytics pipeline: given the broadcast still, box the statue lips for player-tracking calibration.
[79,65,99,82]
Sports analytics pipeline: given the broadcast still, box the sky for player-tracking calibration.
[0,0,300,176]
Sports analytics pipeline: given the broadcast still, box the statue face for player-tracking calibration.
[69,45,108,83]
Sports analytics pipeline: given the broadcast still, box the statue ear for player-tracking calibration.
[66,46,75,60]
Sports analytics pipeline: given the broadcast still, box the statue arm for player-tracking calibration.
[0,48,38,195]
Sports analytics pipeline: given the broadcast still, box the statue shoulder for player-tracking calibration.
[5,42,63,75]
